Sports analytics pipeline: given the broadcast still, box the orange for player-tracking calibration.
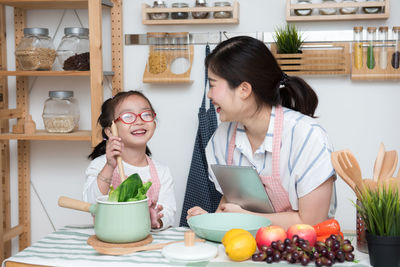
[224,232,256,262]
[222,229,252,247]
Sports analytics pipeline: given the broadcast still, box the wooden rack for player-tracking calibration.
[286,0,390,22]
[0,0,123,261]
[141,0,239,25]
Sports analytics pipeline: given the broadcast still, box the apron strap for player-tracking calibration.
[271,106,284,178]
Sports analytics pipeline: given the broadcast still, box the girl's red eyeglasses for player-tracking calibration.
[114,111,156,124]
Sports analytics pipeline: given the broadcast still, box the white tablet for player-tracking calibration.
[210,164,275,213]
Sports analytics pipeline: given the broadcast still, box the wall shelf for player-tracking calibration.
[0,130,91,141]
[0,71,114,77]
[141,1,239,25]
[0,0,113,9]
[286,0,389,22]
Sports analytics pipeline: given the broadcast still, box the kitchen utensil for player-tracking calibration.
[331,151,356,192]
[58,195,150,243]
[187,212,271,243]
[111,121,125,182]
[379,150,398,181]
[162,231,217,263]
[380,177,400,196]
[337,150,364,195]
[362,178,378,192]
[373,143,385,182]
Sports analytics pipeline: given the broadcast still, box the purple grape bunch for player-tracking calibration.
[251,234,355,266]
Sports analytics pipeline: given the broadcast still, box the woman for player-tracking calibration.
[187,36,336,229]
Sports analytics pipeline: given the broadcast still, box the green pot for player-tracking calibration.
[58,195,150,243]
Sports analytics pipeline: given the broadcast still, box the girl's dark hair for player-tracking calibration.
[88,90,155,160]
[205,36,318,117]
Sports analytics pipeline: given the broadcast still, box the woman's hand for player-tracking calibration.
[186,206,208,220]
[149,199,164,229]
[105,136,123,169]
[219,203,247,213]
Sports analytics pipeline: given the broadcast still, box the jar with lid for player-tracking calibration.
[56,27,89,71]
[213,2,232,19]
[392,26,400,69]
[378,26,388,69]
[366,27,376,69]
[147,32,168,74]
[339,0,358,15]
[192,0,209,19]
[15,28,56,71]
[169,32,191,75]
[319,0,337,15]
[362,0,382,14]
[353,26,363,69]
[149,1,169,20]
[42,91,80,133]
[171,3,189,19]
[294,0,313,16]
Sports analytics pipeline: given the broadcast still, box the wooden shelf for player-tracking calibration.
[0,0,113,9]
[286,0,389,22]
[0,130,91,141]
[142,1,239,25]
[0,71,114,77]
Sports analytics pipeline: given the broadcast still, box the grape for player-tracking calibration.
[251,253,263,261]
[342,243,354,253]
[326,251,335,261]
[266,247,274,256]
[286,252,295,263]
[343,239,351,245]
[301,242,312,253]
[292,251,300,261]
[285,244,294,253]
[284,238,291,246]
[298,238,305,246]
[281,250,288,259]
[335,250,345,263]
[271,241,278,249]
[325,237,334,248]
[315,258,323,267]
[260,244,268,252]
[345,252,355,261]
[332,240,341,251]
[320,248,328,257]
[266,255,273,263]
[312,251,320,260]
[292,235,299,244]
[330,234,337,240]
[300,255,310,266]
[278,242,285,252]
[315,241,326,247]
[273,251,281,262]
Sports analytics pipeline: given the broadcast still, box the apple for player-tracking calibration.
[287,224,317,246]
[255,225,287,250]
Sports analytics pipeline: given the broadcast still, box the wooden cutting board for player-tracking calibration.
[87,234,153,254]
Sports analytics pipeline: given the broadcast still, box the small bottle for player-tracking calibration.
[353,26,363,69]
[378,26,388,70]
[319,0,337,16]
[392,26,400,69]
[150,1,169,20]
[367,27,376,69]
[294,0,313,16]
[171,2,189,19]
[213,2,232,18]
[169,32,190,74]
[362,0,382,14]
[339,0,358,15]
[192,0,209,19]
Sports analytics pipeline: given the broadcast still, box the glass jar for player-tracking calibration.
[42,91,80,133]
[15,28,56,71]
[367,27,376,69]
[192,0,209,19]
[150,1,169,20]
[213,2,232,18]
[147,32,168,74]
[353,26,363,69]
[362,0,382,14]
[294,0,313,16]
[392,26,400,69]
[56,27,89,71]
[171,2,189,19]
[378,26,388,70]
[339,0,358,14]
[319,0,337,15]
[169,32,190,75]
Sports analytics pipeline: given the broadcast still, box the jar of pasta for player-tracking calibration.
[147,32,168,74]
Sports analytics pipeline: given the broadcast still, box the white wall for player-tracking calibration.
[4,0,400,254]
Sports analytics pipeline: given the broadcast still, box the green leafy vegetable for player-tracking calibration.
[108,173,152,202]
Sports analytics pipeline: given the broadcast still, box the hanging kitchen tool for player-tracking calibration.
[336,150,364,196]
[373,142,385,182]
[143,32,194,83]
[111,121,125,183]
[378,150,398,181]
[331,151,356,193]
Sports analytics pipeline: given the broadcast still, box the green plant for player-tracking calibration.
[355,185,400,236]
[274,24,304,54]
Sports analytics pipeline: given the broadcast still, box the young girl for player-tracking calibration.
[187,36,336,229]
[83,90,176,230]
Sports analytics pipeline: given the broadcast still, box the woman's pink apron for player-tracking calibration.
[227,105,292,212]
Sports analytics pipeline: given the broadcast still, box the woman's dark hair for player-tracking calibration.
[88,90,155,160]
[205,36,318,117]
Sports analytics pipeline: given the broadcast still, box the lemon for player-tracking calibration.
[224,232,257,262]
[222,229,252,247]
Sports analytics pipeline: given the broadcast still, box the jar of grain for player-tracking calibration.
[42,91,80,133]
[213,2,232,18]
[15,28,56,70]
[192,0,209,19]
[149,1,169,20]
[147,32,168,74]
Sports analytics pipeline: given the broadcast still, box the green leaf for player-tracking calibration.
[274,24,304,54]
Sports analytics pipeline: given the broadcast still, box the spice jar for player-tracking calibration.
[15,28,56,71]
[169,32,190,75]
[392,26,400,69]
[171,3,189,19]
[367,27,376,69]
[319,0,337,15]
[56,27,90,71]
[294,0,313,16]
[192,0,209,19]
[353,26,363,69]
[149,1,169,20]
[362,0,382,14]
[213,2,232,19]
[147,32,168,74]
[378,26,388,70]
[42,91,80,133]
[339,0,358,14]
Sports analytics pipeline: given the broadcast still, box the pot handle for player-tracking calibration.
[58,196,92,213]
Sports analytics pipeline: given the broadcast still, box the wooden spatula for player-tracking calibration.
[379,150,398,181]
[373,143,385,182]
[111,121,125,183]
[331,151,356,192]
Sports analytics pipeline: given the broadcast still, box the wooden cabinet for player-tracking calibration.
[0,0,123,260]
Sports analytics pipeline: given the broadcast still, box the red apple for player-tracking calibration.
[255,225,287,250]
[287,224,317,246]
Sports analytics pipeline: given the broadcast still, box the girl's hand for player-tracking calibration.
[105,136,123,168]
[149,199,164,229]
[219,203,246,213]
[186,206,208,220]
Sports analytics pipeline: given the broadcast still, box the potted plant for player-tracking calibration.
[273,24,304,54]
[355,184,400,267]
